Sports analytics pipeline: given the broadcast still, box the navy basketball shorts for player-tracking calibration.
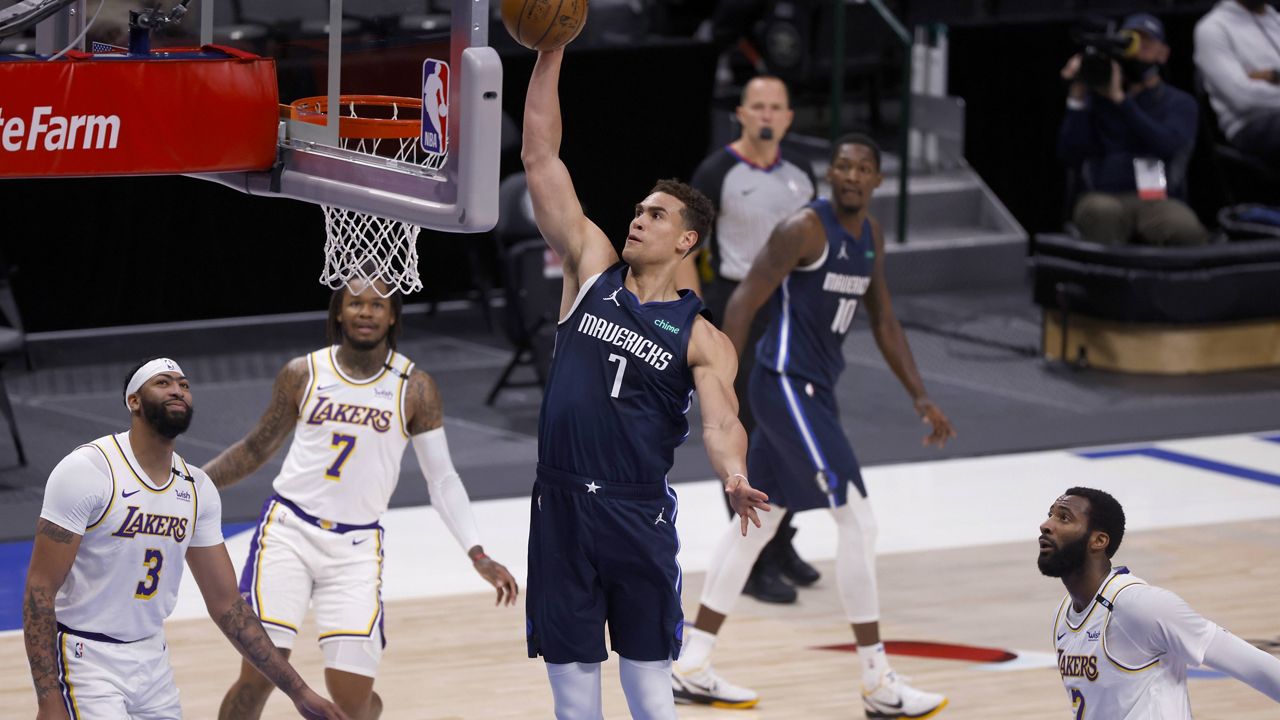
[747,366,868,512]
[526,464,684,665]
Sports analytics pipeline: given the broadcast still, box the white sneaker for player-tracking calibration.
[862,671,948,719]
[671,662,759,709]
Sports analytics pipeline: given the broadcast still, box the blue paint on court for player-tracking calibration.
[1078,447,1280,488]
[0,521,257,633]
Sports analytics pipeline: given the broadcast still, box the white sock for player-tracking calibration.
[675,626,716,671]
[859,642,890,690]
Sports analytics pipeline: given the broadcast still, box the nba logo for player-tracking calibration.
[421,59,450,158]
[73,642,84,659]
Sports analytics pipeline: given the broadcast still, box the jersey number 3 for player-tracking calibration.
[326,433,358,480]
[134,548,164,600]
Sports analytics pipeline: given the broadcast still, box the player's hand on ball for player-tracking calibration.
[473,554,519,607]
[725,474,771,536]
[915,398,956,448]
[293,687,350,720]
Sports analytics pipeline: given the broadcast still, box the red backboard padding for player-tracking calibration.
[0,47,278,178]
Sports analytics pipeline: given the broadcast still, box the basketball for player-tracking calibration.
[501,0,588,52]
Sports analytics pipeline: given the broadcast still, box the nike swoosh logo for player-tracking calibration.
[316,383,340,391]
[1057,632,1068,641]
[122,489,140,498]
[742,188,757,196]
[352,538,368,545]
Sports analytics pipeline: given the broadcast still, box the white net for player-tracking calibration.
[311,97,446,298]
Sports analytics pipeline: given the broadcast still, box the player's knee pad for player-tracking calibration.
[619,657,677,720]
[545,662,603,720]
[320,636,382,678]
[700,504,788,614]
[831,499,879,623]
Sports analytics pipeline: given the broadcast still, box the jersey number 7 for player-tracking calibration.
[326,433,358,480]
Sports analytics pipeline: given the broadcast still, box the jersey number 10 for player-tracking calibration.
[831,298,858,334]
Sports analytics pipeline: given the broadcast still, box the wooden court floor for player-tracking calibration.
[2,519,1277,719]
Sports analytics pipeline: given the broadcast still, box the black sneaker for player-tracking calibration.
[777,526,821,587]
[742,560,796,604]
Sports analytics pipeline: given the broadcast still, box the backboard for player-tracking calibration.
[5,0,502,233]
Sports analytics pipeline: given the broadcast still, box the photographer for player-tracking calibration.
[1058,14,1209,247]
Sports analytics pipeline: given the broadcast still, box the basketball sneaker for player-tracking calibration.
[862,671,948,719]
[671,663,759,709]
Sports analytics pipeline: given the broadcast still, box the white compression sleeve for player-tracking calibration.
[831,496,880,624]
[412,427,482,552]
[618,657,677,720]
[698,505,786,615]
[1203,627,1280,703]
[546,662,603,720]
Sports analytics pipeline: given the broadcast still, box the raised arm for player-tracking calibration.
[861,218,955,447]
[24,520,80,719]
[203,357,308,489]
[521,49,617,314]
[404,370,518,606]
[722,209,825,354]
[187,545,348,719]
[689,318,771,535]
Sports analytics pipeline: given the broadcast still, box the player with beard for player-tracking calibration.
[1040,487,1280,717]
[673,134,954,717]
[24,357,346,720]
[207,280,518,720]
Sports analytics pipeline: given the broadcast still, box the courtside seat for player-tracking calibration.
[1030,233,1280,373]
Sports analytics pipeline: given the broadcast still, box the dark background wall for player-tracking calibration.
[3,2,1225,332]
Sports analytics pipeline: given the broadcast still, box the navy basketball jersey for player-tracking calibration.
[756,199,874,388]
[539,262,703,484]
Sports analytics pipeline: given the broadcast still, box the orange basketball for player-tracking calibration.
[501,0,589,52]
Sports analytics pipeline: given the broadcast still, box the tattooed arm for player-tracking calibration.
[24,519,81,718]
[187,543,348,719]
[203,357,309,489]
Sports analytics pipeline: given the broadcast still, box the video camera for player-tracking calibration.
[1072,28,1141,90]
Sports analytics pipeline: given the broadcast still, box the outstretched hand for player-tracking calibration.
[473,556,519,607]
[725,474,771,536]
[293,687,350,720]
[915,398,956,449]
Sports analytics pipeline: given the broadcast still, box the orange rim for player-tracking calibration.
[289,94,422,140]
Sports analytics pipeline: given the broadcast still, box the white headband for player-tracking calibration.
[124,358,185,409]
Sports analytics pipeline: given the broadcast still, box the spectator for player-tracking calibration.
[1059,14,1209,247]
[680,75,819,605]
[1195,0,1280,166]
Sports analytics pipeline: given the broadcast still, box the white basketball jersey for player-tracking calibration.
[1053,568,1194,720]
[273,347,414,525]
[56,434,213,642]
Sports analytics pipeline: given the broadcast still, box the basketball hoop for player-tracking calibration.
[290,95,443,298]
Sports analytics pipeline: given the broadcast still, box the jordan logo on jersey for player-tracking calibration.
[305,396,394,433]
[111,505,189,543]
[604,288,623,306]
[1057,649,1100,681]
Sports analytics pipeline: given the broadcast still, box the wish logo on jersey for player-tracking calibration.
[421,59,449,157]
[305,396,394,433]
[111,506,189,542]
[1058,649,1100,681]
